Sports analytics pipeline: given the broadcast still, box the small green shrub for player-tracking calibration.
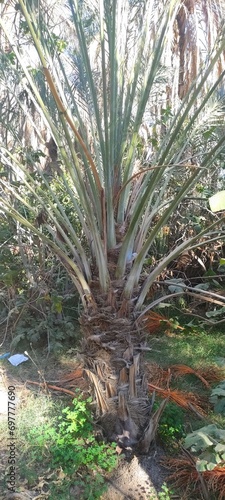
[157,402,185,448]
[22,393,118,499]
[48,474,106,500]
[158,482,174,500]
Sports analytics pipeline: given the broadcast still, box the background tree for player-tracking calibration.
[1,0,225,452]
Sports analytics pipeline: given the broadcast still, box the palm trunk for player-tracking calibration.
[80,274,167,453]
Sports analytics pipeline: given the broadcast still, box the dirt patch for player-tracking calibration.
[101,449,168,500]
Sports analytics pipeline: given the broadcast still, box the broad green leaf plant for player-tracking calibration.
[184,424,225,471]
[1,0,225,451]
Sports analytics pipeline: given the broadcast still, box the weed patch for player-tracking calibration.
[157,402,185,450]
[15,393,118,499]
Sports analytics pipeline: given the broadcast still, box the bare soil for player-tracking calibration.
[101,451,168,500]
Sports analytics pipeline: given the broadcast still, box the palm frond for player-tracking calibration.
[198,366,225,384]
[163,451,207,499]
[148,383,207,416]
[164,452,225,500]
[204,465,225,500]
[170,365,210,388]
[1,0,225,309]
[142,311,173,334]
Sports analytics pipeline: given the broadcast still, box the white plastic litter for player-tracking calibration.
[8,354,29,366]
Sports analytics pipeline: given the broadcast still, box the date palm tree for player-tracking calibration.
[172,0,225,101]
[1,0,225,452]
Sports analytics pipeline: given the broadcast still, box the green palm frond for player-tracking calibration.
[1,0,225,309]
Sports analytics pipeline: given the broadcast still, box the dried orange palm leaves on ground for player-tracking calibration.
[145,362,170,387]
[204,465,225,500]
[146,361,225,391]
[163,451,209,500]
[59,368,84,381]
[57,368,88,390]
[148,383,207,416]
[198,366,225,384]
[169,364,210,388]
[26,368,89,396]
[26,380,77,397]
[163,454,202,496]
[146,362,212,389]
[163,452,225,500]
[142,311,177,334]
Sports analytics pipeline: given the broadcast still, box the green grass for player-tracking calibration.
[147,325,225,368]
[147,321,225,434]
[0,388,118,499]
[0,393,65,491]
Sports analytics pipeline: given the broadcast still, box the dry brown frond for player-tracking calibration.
[142,311,172,334]
[26,380,77,397]
[145,362,170,387]
[85,369,109,413]
[198,366,225,384]
[162,451,209,499]
[148,383,206,416]
[163,454,199,491]
[146,363,225,391]
[170,364,210,388]
[60,368,84,382]
[204,465,225,500]
[51,368,89,391]
[163,454,225,500]
[139,398,168,453]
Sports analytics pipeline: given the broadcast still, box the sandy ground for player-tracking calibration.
[101,450,168,500]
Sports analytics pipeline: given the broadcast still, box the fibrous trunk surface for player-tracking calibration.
[80,279,166,453]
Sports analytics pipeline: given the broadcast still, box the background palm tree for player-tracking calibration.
[172,0,225,100]
[1,0,225,452]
